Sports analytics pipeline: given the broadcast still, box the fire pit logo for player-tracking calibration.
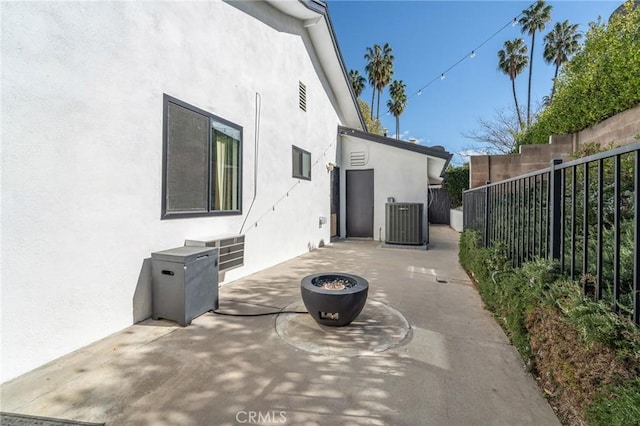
[235,410,287,424]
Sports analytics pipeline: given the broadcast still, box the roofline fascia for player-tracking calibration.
[338,126,453,162]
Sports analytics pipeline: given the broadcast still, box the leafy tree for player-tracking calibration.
[386,80,406,139]
[357,99,383,135]
[498,38,529,130]
[519,0,553,128]
[348,69,366,98]
[544,20,582,101]
[520,0,640,145]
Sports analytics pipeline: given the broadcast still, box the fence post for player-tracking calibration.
[549,159,563,260]
[484,181,491,248]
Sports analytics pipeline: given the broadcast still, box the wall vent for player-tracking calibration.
[299,81,306,111]
[350,151,366,166]
[385,203,423,245]
[184,234,245,272]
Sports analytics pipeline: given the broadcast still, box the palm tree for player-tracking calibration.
[364,44,382,119]
[544,20,581,101]
[519,0,552,128]
[349,69,366,98]
[387,80,406,139]
[498,38,529,130]
[375,43,394,120]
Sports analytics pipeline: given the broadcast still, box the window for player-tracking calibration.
[162,95,242,218]
[292,146,311,180]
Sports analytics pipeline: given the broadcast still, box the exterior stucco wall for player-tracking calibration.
[339,136,429,242]
[1,1,343,382]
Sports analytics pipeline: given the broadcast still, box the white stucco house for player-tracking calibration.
[1,0,451,382]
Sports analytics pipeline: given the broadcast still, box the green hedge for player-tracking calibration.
[459,230,640,424]
[443,164,469,209]
[520,1,640,146]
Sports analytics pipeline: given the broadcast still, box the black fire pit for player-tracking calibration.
[300,272,369,327]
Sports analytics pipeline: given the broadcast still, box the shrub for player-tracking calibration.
[586,378,640,426]
[459,230,640,424]
[443,164,469,209]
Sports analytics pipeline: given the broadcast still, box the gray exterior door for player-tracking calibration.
[346,169,374,238]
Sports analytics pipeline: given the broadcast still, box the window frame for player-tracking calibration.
[292,145,311,181]
[162,94,242,219]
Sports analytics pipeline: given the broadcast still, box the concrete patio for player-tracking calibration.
[0,226,560,425]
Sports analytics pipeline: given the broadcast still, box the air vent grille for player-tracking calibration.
[184,235,245,272]
[350,151,366,166]
[299,81,306,111]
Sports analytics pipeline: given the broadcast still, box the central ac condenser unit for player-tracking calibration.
[385,203,424,245]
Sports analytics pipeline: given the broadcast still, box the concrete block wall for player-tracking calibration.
[571,104,640,150]
[470,105,640,188]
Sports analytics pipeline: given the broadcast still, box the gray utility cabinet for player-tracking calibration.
[151,246,219,326]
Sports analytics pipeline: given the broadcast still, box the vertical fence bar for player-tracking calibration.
[512,180,515,263]
[515,179,520,266]
[519,178,524,267]
[503,183,507,244]
[528,176,533,261]
[501,183,505,245]
[498,183,503,244]
[614,155,621,312]
[571,165,577,281]
[596,159,604,300]
[549,159,563,261]
[491,185,494,242]
[539,174,544,258]
[634,151,640,326]
[583,162,589,293]
[545,171,551,260]
[531,175,540,257]
[510,180,515,264]
[484,181,491,248]
[524,177,529,262]
[560,168,566,273]
[491,185,500,241]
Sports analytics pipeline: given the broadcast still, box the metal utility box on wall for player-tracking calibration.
[385,203,424,245]
[151,246,219,326]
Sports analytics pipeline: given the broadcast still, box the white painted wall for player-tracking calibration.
[1,1,345,382]
[450,209,464,233]
[339,136,430,242]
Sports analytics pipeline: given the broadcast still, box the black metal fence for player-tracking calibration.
[463,143,640,326]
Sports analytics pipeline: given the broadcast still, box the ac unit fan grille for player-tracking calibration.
[385,203,423,245]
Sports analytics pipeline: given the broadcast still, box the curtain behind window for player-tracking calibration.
[212,129,239,211]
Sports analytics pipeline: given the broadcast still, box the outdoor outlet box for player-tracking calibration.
[151,246,219,326]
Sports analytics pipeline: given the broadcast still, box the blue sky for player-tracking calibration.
[327,0,621,164]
